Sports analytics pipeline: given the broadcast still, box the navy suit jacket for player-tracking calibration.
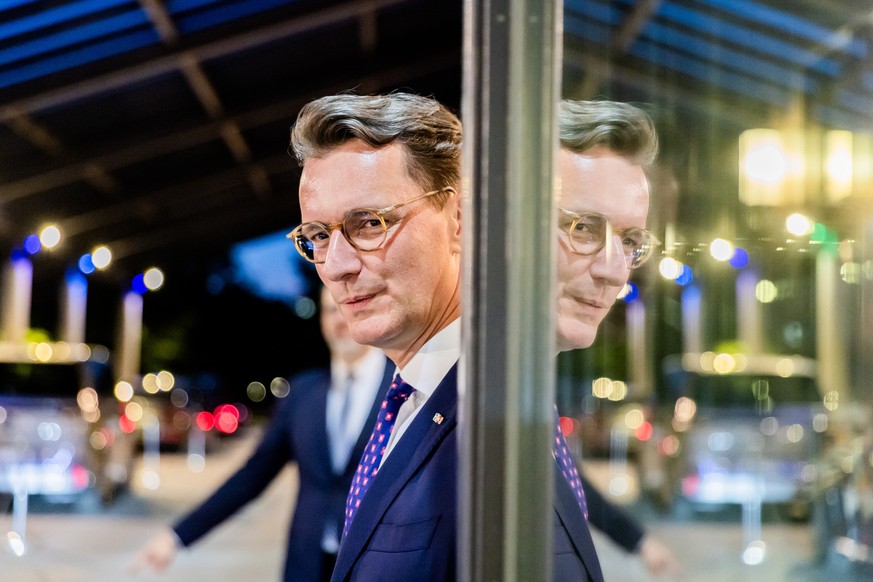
[332,364,604,582]
[173,359,393,582]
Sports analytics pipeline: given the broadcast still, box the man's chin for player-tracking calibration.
[557,325,596,351]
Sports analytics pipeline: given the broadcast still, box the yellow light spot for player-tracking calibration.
[114,381,134,402]
[710,239,734,262]
[755,280,778,303]
[712,353,736,374]
[592,377,613,399]
[624,408,644,430]
[125,402,144,423]
[659,257,681,280]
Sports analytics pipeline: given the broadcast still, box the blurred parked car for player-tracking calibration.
[641,352,825,520]
[0,341,135,506]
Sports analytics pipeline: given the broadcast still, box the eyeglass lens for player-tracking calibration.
[566,213,653,268]
[295,209,387,262]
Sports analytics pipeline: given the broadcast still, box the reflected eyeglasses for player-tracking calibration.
[558,208,659,269]
[288,187,454,264]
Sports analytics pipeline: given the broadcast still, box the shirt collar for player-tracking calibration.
[396,317,461,397]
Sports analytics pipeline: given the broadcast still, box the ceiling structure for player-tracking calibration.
[2,0,872,292]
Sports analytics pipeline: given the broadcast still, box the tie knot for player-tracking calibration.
[387,375,415,403]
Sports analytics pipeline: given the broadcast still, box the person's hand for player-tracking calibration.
[638,535,683,578]
[130,528,180,575]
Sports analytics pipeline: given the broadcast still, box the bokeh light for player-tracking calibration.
[143,267,165,291]
[91,245,112,269]
[40,225,61,249]
[709,238,734,262]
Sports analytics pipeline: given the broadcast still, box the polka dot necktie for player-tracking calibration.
[343,374,415,537]
[554,411,588,519]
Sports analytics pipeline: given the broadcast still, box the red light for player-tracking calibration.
[214,404,240,420]
[681,474,699,497]
[196,411,215,431]
[212,404,240,434]
[634,421,653,441]
[558,416,576,437]
[71,464,90,490]
[119,415,136,434]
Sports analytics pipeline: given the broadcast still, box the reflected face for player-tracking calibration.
[556,145,650,352]
[299,140,461,365]
[319,287,368,362]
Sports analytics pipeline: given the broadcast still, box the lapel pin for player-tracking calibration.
[432,413,444,425]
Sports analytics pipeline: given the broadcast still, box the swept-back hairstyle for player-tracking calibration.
[290,92,462,203]
[558,100,659,167]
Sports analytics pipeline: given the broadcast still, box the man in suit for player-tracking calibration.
[554,99,681,579]
[287,92,604,581]
[130,287,393,581]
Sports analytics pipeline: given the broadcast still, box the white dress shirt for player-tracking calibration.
[380,317,461,466]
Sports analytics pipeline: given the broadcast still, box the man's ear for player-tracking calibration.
[448,193,462,254]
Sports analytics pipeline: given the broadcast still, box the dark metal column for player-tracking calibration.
[460,0,561,580]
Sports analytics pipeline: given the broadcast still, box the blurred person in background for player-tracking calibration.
[555,99,682,579]
[131,287,393,581]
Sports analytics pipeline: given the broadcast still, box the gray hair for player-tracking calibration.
[558,100,658,167]
[289,92,462,202]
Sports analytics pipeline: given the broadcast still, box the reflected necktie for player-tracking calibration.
[342,374,415,537]
[554,412,588,519]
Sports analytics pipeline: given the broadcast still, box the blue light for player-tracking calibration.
[131,273,148,295]
[0,30,158,89]
[23,234,41,255]
[621,282,640,303]
[675,265,694,286]
[729,248,750,269]
[0,0,131,41]
[176,0,295,34]
[0,11,150,69]
[11,247,29,261]
[78,254,96,275]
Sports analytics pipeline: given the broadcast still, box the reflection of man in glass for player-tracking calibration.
[555,99,682,578]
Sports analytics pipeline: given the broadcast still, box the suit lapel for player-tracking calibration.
[333,365,458,580]
[553,462,604,582]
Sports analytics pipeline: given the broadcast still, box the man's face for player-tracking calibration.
[556,145,650,352]
[299,140,461,365]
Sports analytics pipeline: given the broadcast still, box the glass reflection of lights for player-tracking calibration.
[785,213,814,236]
[755,280,778,303]
[709,238,734,261]
[728,248,749,269]
[675,264,694,286]
[618,282,638,303]
[659,257,682,280]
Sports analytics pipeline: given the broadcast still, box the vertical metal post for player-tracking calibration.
[460,0,561,580]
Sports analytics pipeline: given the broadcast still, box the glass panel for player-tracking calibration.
[558,1,873,579]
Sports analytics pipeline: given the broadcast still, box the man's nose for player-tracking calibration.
[321,229,362,280]
[590,235,630,285]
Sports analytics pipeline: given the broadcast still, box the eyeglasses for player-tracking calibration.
[288,187,454,264]
[558,208,658,269]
